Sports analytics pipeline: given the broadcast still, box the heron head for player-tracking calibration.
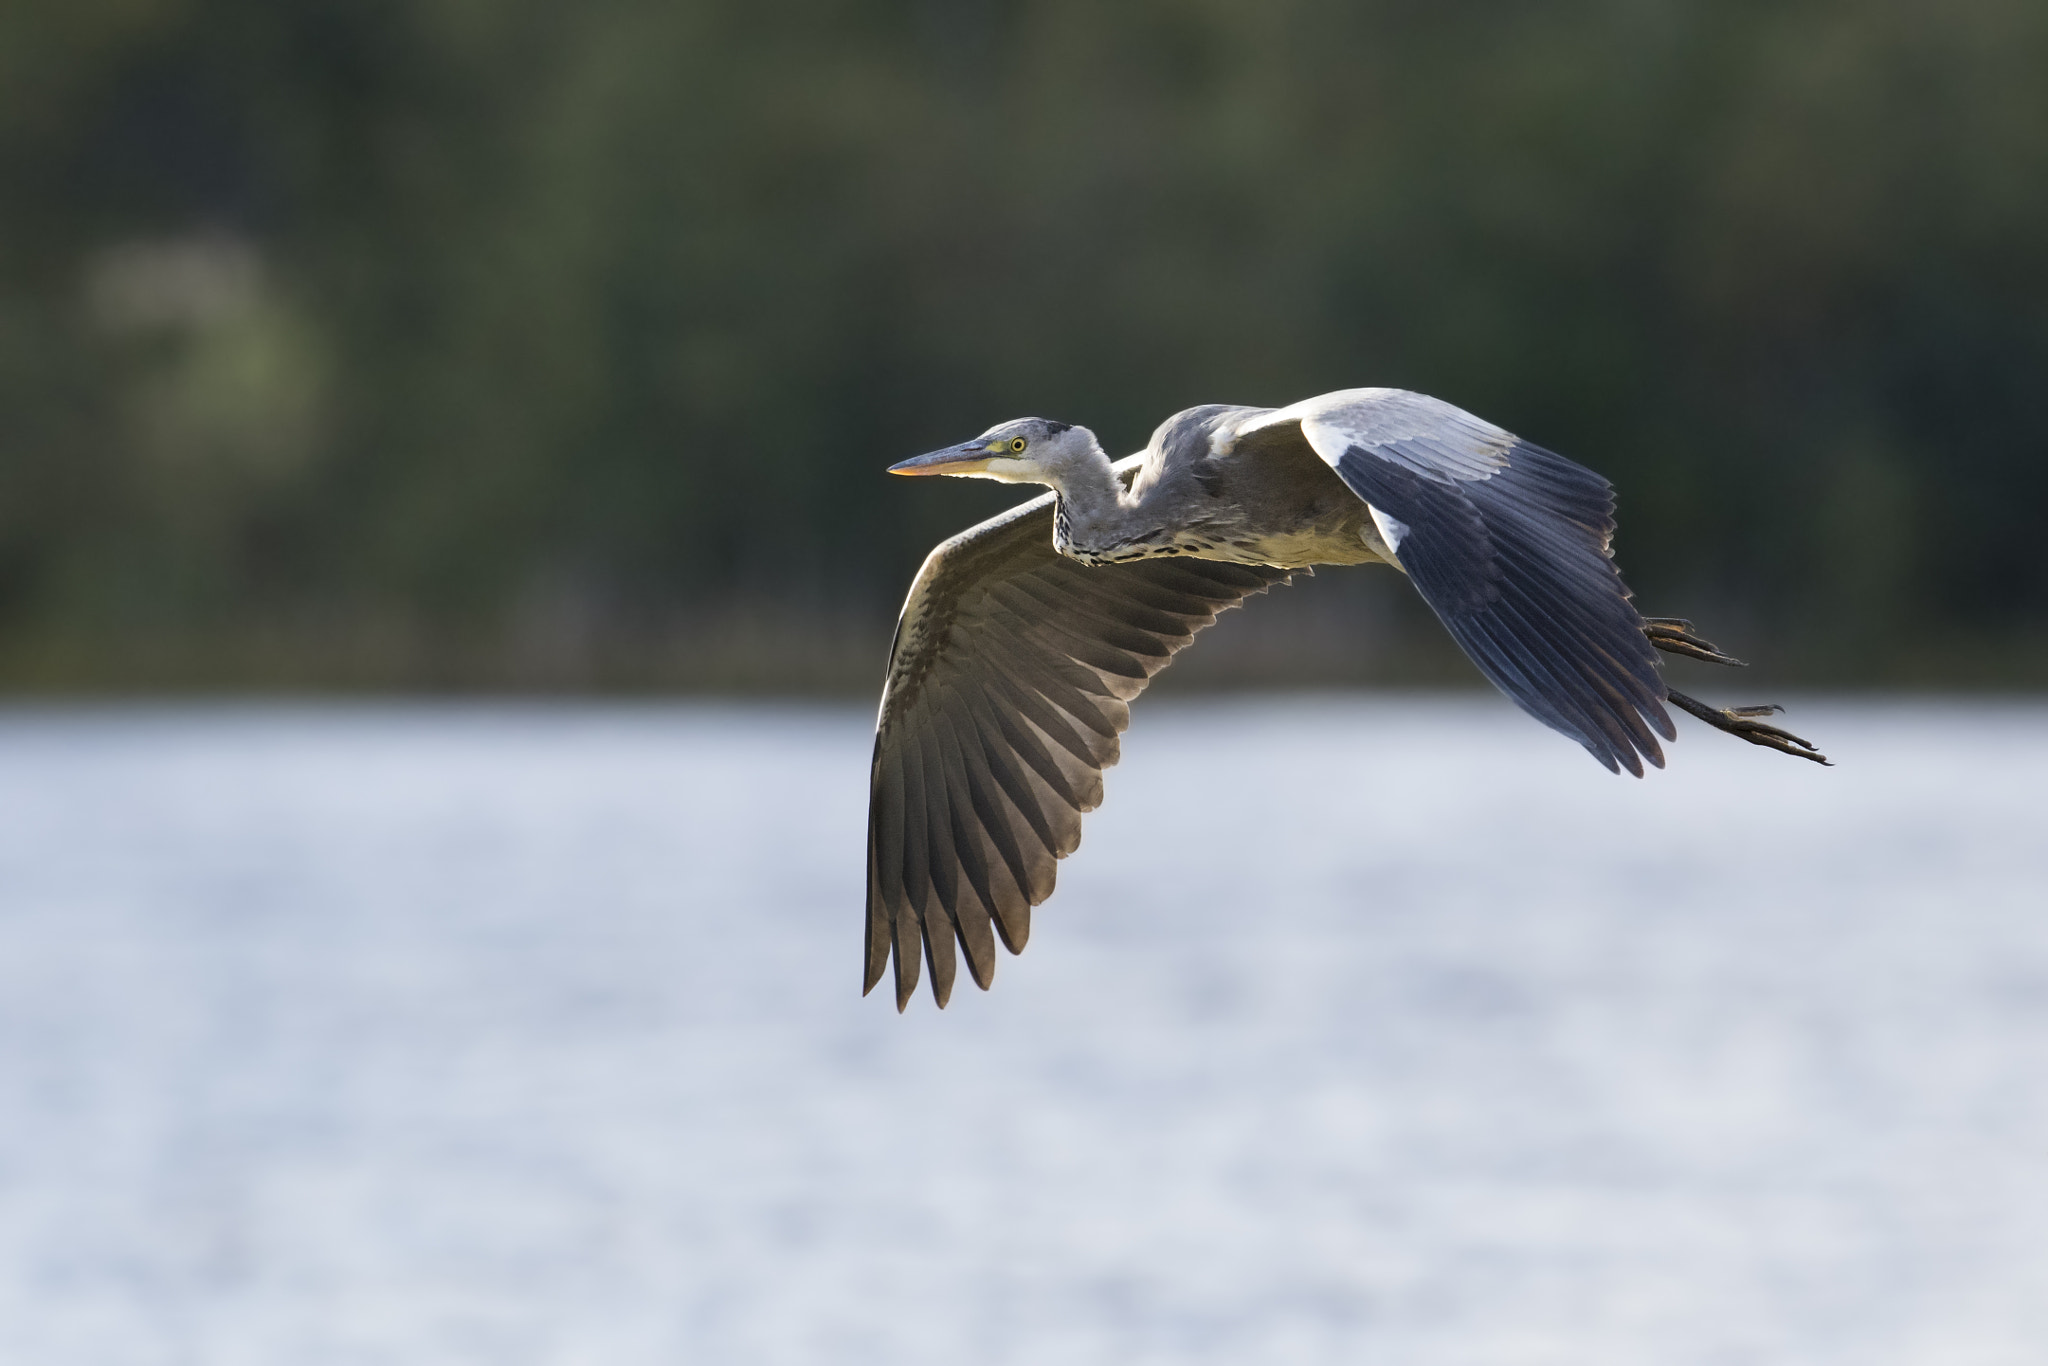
[888,418,1095,485]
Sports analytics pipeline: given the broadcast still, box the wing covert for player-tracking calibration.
[867,494,1290,1010]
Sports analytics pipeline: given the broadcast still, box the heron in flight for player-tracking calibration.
[867,388,1826,1010]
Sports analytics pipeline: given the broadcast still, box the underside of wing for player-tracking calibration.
[868,495,1291,1010]
[1276,390,1672,775]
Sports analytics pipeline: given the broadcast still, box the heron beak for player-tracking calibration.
[888,442,996,477]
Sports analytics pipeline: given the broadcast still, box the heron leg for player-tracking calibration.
[1641,617,1746,667]
[1642,618,1830,764]
[1664,688,1830,765]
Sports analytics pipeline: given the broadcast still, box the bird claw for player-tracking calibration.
[1642,617,1747,667]
[1665,688,1831,765]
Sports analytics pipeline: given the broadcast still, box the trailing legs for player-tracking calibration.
[1641,617,1830,766]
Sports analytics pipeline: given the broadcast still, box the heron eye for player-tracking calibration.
[1010,437,1027,453]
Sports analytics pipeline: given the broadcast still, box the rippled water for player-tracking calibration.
[0,698,2044,1364]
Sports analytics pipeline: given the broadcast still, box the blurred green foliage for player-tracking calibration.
[2,0,2046,689]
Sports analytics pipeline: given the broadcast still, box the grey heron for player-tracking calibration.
[867,387,1826,1010]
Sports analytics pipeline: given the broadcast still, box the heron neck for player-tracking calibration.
[1047,450,1145,554]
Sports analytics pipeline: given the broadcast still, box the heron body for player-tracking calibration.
[869,388,1825,1011]
[1047,403,1393,569]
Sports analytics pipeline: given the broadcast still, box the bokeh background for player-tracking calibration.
[7,0,2048,694]
[8,7,2048,1364]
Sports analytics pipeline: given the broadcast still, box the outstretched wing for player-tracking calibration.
[868,493,1290,1010]
[1242,388,1672,775]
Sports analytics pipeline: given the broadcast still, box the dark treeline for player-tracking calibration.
[3,0,2045,690]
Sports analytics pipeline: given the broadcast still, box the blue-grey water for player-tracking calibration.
[0,697,2044,1364]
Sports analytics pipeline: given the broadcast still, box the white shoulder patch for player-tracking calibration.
[1368,504,1410,556]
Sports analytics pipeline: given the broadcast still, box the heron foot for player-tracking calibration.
[1665,687,1830,765]
[1642,617,1746,667]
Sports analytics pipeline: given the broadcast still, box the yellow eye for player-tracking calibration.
[1010,437,1027,452]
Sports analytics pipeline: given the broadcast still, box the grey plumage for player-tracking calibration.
[867,490,1288,1010]
[870,388,1826,1010]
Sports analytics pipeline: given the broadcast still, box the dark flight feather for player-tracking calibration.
[867,495,1290,1009]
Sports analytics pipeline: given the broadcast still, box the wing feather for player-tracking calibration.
[867,494,1290,1007]
[997,576,1181,663]
[974,665,1104,807]
[941,736,1038,953]
[901,733,962,1011]
[927,708,1006,986]
[954,689,1064,870]
[867,740,913,1001]
[975,631,1125,742]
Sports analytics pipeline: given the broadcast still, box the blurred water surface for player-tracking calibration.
[0,697,2044,1365]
